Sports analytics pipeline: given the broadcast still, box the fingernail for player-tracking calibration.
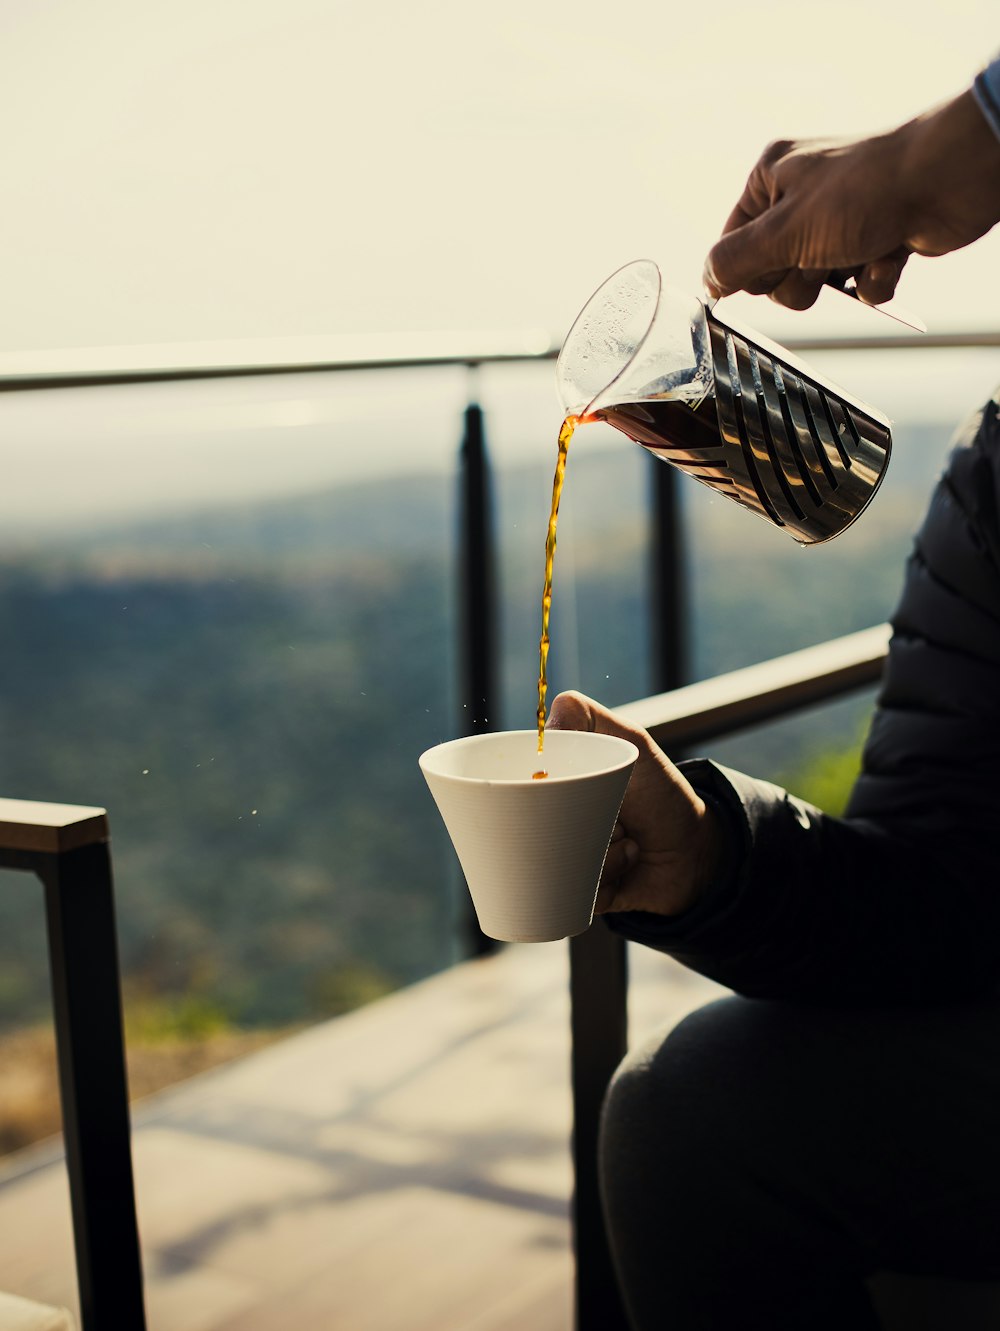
[622,839,639,867]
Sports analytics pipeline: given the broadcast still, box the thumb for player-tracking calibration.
[547,690,647,748]
[855,247,910,305]
[548,692,657,756]
[546,690,595,734]
[704,211,795,299]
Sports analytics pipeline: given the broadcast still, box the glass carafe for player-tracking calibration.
[556,259,892,545]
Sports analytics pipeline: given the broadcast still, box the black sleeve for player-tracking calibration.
[606,394,1000,1005]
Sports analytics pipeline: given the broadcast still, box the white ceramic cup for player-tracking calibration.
[419,729,638,943]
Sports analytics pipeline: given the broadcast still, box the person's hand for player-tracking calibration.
[547,691,725,916]
[704,89,1000,311]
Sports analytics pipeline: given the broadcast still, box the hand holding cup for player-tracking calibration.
[547,692,724,919]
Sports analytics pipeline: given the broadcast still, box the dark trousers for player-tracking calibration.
[599,995,1000,1330]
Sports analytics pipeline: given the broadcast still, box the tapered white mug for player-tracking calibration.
[419,729,637,943]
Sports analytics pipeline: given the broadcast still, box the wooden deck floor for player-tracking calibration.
[0,940,722,1331]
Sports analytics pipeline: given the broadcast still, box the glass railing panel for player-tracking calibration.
[1,338,996,1160]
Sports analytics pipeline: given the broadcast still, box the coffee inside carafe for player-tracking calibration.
[595,395,723,474]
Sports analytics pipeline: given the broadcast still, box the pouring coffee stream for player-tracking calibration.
[534,259,903,758]
[534,412,578,774]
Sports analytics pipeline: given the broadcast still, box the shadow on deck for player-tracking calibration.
[0,941,721,1331]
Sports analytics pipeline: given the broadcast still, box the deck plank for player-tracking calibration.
[0,939,722,1330]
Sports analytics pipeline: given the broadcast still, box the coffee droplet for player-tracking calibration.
[532,770,548,780]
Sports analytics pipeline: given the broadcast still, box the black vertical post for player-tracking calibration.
[567,457,690,1330]
[40,841,147,1331]
[650,458,688,694]
[570,926,630,1331]
[458,394,500,957]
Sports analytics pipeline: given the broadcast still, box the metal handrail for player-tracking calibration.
[1,329,999,391]
[621,622,891,749]
[0,331,557,391]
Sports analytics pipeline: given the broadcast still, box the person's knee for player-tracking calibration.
[599,996,809,1207]
[599,999,739,1208]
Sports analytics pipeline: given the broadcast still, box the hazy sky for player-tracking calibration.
[3,0,1000,354]
[3,3,1000,534]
